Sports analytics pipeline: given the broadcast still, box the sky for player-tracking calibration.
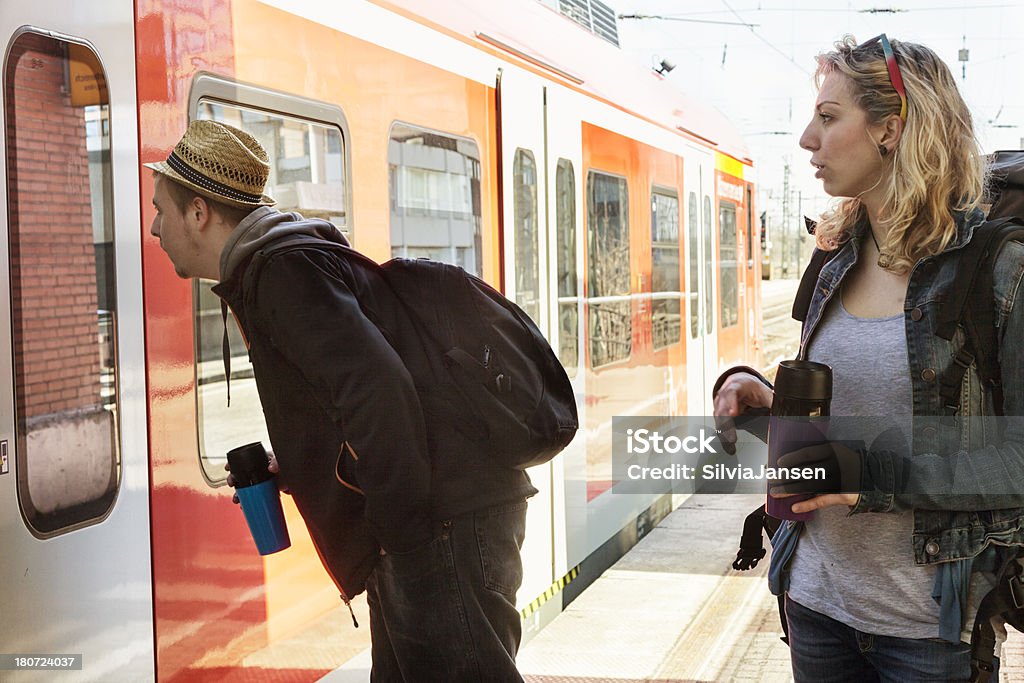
[607,0,1024,242]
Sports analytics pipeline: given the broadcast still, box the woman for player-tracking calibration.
[713,35,1024,682]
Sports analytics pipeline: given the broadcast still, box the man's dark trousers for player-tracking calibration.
[365,499,528,682]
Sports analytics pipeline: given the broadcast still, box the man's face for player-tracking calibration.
[150,175,199,279]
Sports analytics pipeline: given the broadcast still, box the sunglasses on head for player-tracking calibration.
[858,33,908,122]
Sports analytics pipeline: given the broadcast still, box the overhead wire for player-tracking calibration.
[719,0,812,76]
[618,15,760,27]
[643,4,1015,15]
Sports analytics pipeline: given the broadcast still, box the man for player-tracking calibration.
[148,119,535,681]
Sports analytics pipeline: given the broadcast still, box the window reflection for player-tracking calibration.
[720,200,739,328]
[556,159,579,374]
[388,124,482,275]
[587,172,631,368]
[6,33,119,534]
[651,190,681,349]
[703,196,714,335]
[513,149,540,323]
[688,193,700,338]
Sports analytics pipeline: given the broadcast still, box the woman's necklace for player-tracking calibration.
[868,229,894,269]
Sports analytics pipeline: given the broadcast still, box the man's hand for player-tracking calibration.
[225,449,281,504]
[713,372,773,454]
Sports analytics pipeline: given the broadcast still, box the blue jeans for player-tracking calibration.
[785,594,1000,682]
[365,499,528,682]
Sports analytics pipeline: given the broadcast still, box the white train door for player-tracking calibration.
[496,66,556,632]
[535,83,585,633]
[684,150,717,415]
[0,3,153,679]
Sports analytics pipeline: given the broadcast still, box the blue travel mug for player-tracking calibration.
[227,442,290,555]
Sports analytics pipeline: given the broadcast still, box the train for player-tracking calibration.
[0,0,762,679]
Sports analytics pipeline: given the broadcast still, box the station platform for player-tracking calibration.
[516,492,792,682]
[322,490,1024,682]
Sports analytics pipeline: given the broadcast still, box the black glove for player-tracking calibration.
[769,440,865,496]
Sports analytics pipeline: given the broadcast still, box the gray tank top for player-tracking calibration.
[788,292,942,638]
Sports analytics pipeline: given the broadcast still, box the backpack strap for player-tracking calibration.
[733,504,770,571]
[970,552,1024,683]
[792,247,837,323]
[732,504,789,645]
[936,217,1024,417]
[934,218,1015,340]
[986,150,1024,221]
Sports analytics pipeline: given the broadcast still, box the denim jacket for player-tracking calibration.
[776,209,1024,568]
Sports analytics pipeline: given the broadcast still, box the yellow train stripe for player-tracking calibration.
[519,565,580,619]
[716,151,745,180]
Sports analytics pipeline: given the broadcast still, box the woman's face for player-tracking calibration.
[799,71,889,200]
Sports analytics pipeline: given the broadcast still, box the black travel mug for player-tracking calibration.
[767,360,832,521]
[227,442,291,555]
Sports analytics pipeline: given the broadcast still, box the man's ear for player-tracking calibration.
[187,194,211,231]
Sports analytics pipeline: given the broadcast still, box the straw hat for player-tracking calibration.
[145,120,276,208]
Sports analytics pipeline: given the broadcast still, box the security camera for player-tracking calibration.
[653,58,676,76]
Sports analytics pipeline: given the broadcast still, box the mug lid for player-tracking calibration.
[226,442,271,486]
[775,359,832,401]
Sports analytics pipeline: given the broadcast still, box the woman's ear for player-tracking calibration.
[878,114,904,153]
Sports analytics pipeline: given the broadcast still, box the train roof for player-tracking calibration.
[375,0,752,164]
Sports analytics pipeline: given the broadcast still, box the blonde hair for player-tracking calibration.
[812,35,985,272]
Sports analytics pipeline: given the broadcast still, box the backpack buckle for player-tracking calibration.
[1009,569,1024,610]
[953,349,975,370]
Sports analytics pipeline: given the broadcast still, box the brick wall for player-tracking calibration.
[7,34,103,421]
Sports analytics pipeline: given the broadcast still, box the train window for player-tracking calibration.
[703,196,714,334]
[719,200,739,328]
[388,123,482,276]
[193,283,270,481]
[688,193,699,338]
[651,189,681,349]
[556,159,579,375]
[746,187,754,266]
[587,171,631,368]
[193,98,347,482]
[5,33,119,535]
[513,149,541,324]
[196,101,348,234]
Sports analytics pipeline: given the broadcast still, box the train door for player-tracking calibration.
[744,182,760,366]
[683,150,717,415]
[538,84,585,627]
[0,3,154,678]
[496,66,556,623]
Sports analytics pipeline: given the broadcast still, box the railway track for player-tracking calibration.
[759,278,802,379]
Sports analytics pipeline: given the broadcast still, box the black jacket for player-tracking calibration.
[212,209,536,598]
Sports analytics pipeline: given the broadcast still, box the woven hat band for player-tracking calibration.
[166,150,265,205]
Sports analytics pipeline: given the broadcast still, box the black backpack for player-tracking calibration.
[249,235,578,470]
[732,151,1024,676]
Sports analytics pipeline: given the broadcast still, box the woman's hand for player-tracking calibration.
[775,492,860,512]
[713,372,774,454]
[769,440,863,512]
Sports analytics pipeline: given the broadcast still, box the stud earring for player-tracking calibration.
[879,145,889,156]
